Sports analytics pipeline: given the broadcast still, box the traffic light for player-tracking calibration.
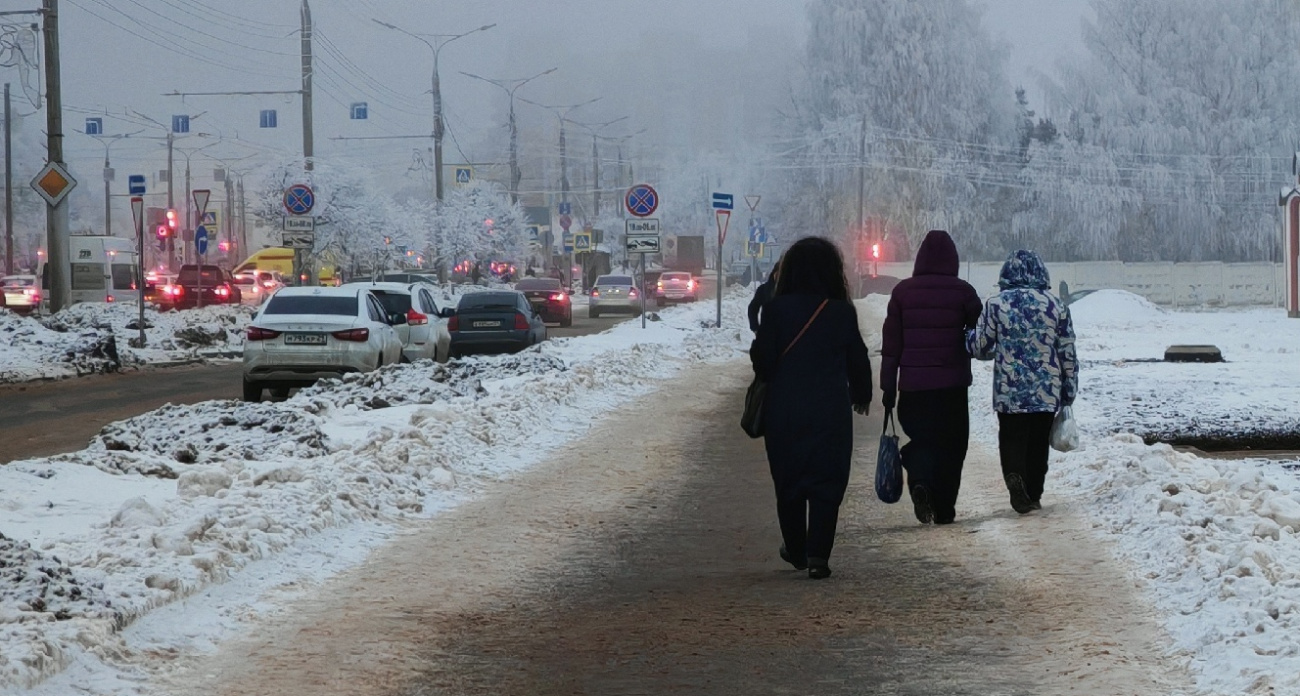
[165,209,179,236]
[871,243,881,260]
[155,224,169,240]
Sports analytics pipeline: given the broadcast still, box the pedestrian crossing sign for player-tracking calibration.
[574,232,592,252]
[454,167,473,185]
[202,210,220,229]
[747,241,764,258]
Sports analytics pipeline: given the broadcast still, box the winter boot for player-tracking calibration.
[780,545,808,571]
[1005,473,1034,514]
[807,557,832,580]
[911,485,934,524]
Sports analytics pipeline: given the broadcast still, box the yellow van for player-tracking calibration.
[233,247,337,285]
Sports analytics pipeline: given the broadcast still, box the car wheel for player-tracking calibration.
[561,314,572,327]
[590,309,600,319]
[270,387,290,399]
[242,380,262,403]
[400,353,412,364]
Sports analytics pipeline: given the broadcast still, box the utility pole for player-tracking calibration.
[42,0,71,312]
[460,69,556,206]
[856,113,867,279]
[301,0,313,172]
[575,117,628,220]
[4,83,12,275]
[167,131,175,270]
[237,176,248,255]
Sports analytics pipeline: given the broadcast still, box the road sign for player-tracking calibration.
[625,184,659,217]
[128,175,146,196]
[130,196,144,237]
[284,216,316,232]
[559,214,573,231]
[563,233,575,253]
[260,110,278,128]
[192,189,211,214]
[350,102,368,120]
[626,218,660,235]
[712,192,734,211]
[282,231,315,249]
[716,209,732,245]
[454,166,473,185]
[574,232,593,252]
[558,201,572,216]
[745,195,761,211]
[527,225,540,242]
[626,234,661,254]
[30,162,77,207]
[747,241,764,258]
[195,226,210,256]
[85,117,103,135]
[171,115,189,134]
[748,218,769,244]
[283,184,315,216]
[201,210,220,229]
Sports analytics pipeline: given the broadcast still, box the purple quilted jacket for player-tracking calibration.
[880,230,983,404]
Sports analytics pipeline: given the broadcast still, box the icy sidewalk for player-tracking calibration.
[0,296,751,692]
[973,291,1300,695]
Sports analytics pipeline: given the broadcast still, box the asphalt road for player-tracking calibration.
[0,308,630,465]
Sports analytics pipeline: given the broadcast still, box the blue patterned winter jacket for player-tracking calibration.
[966,250,1078,414]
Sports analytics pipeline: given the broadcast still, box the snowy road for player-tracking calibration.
[0,311,626,465]
[146,359,1190,696]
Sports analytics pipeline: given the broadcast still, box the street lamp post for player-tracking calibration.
[460,68,557,205]
[519,97,600,284]
[574,117,629,219]
[83,130,144,238]
[373,20,495,204]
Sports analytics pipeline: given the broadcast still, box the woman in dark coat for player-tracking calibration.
[879,230,982,525]
[751,237,872,579]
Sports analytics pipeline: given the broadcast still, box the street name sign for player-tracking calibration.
[284,216,316,232]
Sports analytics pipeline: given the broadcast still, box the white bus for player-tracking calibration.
[39,236,141,307]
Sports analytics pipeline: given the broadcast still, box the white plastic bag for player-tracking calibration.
[1050,406,1080,452]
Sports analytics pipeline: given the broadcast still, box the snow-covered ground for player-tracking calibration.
[0,295,751,692]
[0,304,252,384]
[967,290,1300,695]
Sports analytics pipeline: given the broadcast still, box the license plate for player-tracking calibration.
[284,333,327,345]
[473,320,501,328]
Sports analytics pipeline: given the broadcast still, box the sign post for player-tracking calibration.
[283,184,316,285]
[192,190,211,308]
[131,195,146,347]
[626,184,661,316]
[712,192,735,328]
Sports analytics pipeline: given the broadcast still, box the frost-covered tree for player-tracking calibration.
[432,180,528,268]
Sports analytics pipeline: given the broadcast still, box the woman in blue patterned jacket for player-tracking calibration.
[966,250,1078,514]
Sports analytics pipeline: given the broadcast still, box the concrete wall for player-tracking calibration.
[870,261,1284,306]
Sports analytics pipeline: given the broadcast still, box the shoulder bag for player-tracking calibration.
[740,299,828,439]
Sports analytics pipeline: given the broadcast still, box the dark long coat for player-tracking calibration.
[751,294,873,504]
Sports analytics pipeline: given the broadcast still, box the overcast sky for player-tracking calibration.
[3,0,1090,221]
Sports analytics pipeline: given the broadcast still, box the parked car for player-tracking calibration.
[241,286,406,402]
[2,275,39,314]
[589,274,642,318]
[515,277,572,326]
[448,290,547,358]
[655,271,697,304]
[342,281,453,363]
[172,264,242,309]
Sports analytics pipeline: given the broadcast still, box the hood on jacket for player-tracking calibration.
[999,249,1050,290]
[913,230,960,276]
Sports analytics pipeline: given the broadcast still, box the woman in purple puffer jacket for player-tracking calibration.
[880,230,982,525]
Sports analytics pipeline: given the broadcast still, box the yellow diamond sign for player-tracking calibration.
[30,161,78,207]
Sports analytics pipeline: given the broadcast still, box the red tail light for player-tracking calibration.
[165,285,184,297]
[687,280,695,290]
[514,312,530,330]
[246,326,281,341]
[23,288,39,299]
[448,315,459,331]
[331,328,370,342]
[215,285,230,298]
[106,295,115,303]
[549,292,565,302]
[628,288,639,298]
[406,308,429,326]
[591,288,600,297]
[657,280,663,289]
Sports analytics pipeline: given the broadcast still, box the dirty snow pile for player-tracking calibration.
[0,296,749,691]
[0,304,251,383]
[966,289,1300,695]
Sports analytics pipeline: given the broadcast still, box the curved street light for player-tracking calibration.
[460,68,558,203]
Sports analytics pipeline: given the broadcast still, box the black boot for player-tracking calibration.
[911,485,934,524]
[807,557,832,580]
[1005,473,1034,514]
[779,545,807,570]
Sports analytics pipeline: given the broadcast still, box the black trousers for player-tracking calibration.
[897,387,970,522]
[997,412,1056,501]
[774,490,840,563]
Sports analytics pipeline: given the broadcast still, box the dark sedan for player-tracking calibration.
[515,278,572,326]
[448,291,548,358]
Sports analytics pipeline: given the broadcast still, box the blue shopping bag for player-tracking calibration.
[875,409,903,504]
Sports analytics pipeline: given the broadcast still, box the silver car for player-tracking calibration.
[589,275,643,318]
[241,286,405,402]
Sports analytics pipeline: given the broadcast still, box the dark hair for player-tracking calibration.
[774,236,850,301]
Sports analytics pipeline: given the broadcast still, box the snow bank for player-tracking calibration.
[0,295,750,690]
[1069,288,1166,325]
[0,304,251,384]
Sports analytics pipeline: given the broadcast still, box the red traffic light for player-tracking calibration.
[155,224,169,239]
[871,243,881,259]
[165,209,179,232]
